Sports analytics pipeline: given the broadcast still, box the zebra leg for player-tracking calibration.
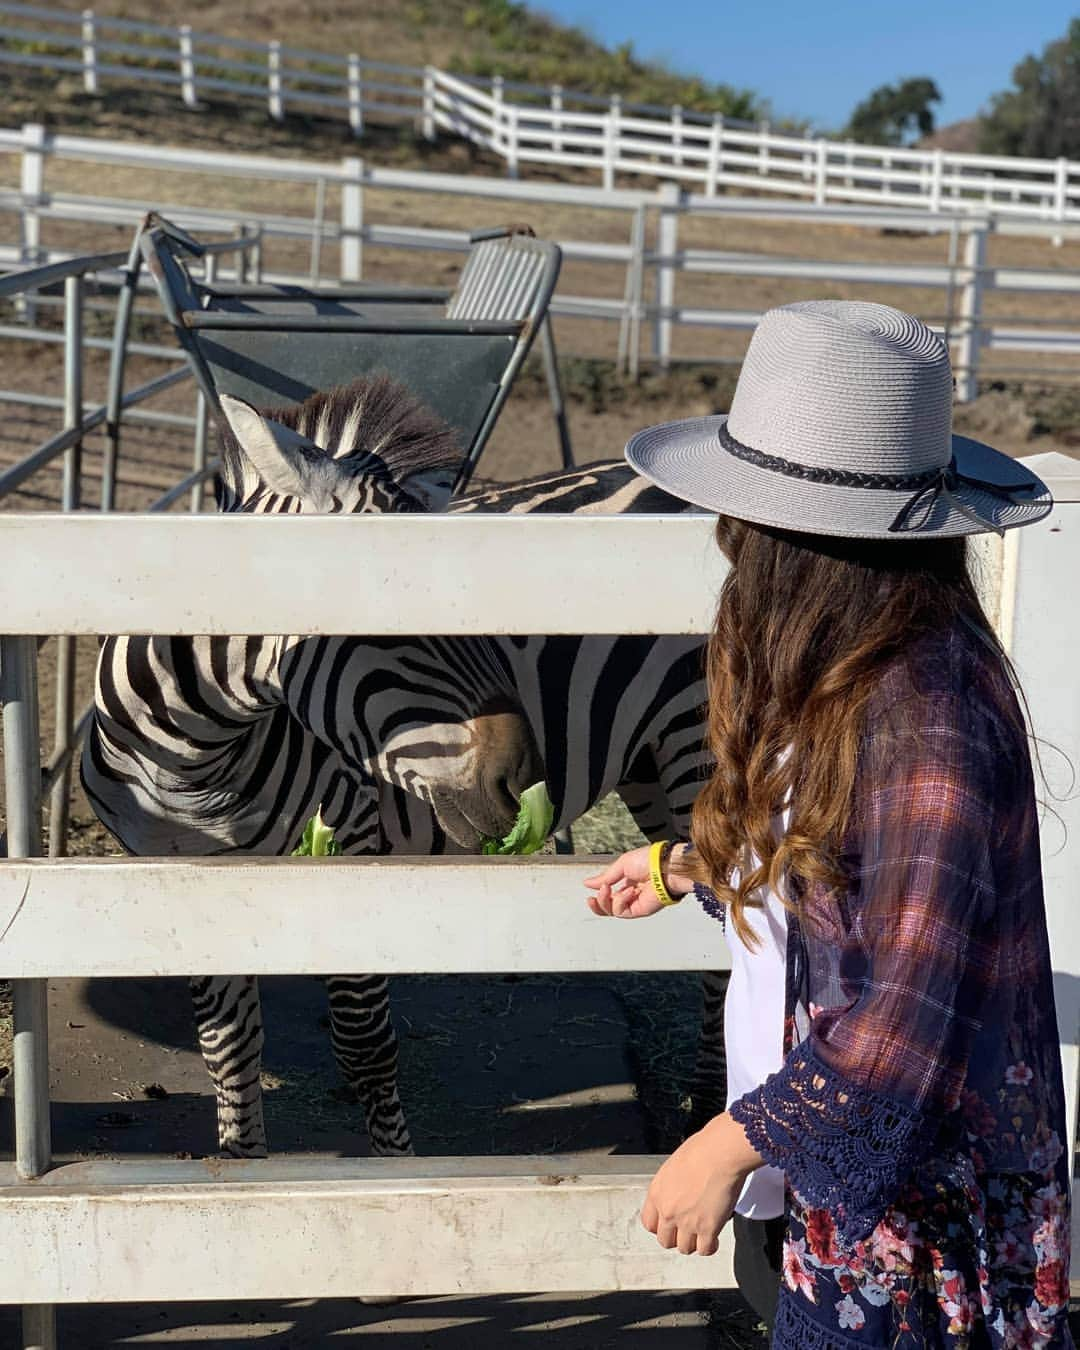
[189,974,268,1158]
[687,970,729,1131]
[327,975,413,1157]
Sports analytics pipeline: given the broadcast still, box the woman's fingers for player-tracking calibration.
[643,1195,721,1257]
[676,1229,698,1256]
[583,858,630,889]
[611,883,644,918]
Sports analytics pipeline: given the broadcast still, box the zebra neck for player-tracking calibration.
[98,633,285,777]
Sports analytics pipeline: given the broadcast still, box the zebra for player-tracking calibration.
[82,374,722,1161]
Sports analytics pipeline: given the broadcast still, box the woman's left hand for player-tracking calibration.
[641,1112,763,1256]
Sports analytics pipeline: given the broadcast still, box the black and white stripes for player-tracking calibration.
[82,378,724,1160]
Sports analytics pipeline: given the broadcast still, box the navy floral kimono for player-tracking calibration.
[713,621,1072,1347]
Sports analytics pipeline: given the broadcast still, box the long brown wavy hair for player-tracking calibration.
[683,515,1015,947]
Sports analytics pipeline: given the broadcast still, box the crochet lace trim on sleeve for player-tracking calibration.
[691,880,726,927]
[728,1042,939,1245]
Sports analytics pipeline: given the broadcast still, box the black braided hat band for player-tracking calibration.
[716,421,1038,536]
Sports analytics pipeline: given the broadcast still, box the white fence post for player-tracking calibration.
[1053,157,1068,247]
[80,9,98,95]
[758,118,770,177]
[348,55,363,137]
[815,137,827,206]
[653,182,681,369]
[421,65,435,141]
[955,222,988,403]
[550,84,563,154]
[617,202,647,379]
[604,94,621,191]
[930,149,945,214]
[506,105,519,180]
[18,122,46,320]
[705,113,723,197]
[340,156,363,281]
[1003,458,1080,1164]
[19,122,46,269]
[671,104,683,168]
[267,41,284,122]
[178,25,197,109]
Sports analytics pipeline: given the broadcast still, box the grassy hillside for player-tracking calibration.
[81,0,766,119]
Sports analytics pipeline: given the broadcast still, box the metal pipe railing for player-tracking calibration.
[47,273,83,856]
[0,230,257,877]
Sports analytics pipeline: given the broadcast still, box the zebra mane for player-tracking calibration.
[217,374,462,498]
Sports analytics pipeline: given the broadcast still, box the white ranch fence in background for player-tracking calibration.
[6,1,1080,222]
[0,471,1077,1350]
[8,126,1080,393]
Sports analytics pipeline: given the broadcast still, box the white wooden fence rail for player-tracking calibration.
[7,126,1080,390]
[6,1,1080,223]
[0,459,1077,1343]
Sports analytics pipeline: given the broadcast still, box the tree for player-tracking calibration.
[845,77,942,145]
[978,19,1080,159]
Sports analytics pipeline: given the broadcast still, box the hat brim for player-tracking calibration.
[624,415,1052,538]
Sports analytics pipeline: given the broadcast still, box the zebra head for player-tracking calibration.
[216,375,461,515]
[212,376,544,849]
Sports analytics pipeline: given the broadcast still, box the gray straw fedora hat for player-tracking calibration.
[625,300,1052,538]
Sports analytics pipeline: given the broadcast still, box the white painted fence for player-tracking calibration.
[0,459,1078,1346]
[5,1,1080,223]
[7,126,1080,390]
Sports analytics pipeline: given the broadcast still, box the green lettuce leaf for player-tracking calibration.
[480,781,555,856]
[291,807,341,857]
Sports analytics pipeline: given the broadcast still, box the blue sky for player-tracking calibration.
[537,0,1077,130]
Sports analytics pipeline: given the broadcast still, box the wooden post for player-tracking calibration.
[268,41,284,121]
[955,222,988,403]
[653,182,681,369]
[178,25,197,109]
[348,55,363,137]
[81,9,98,95]
[340,156,363,281]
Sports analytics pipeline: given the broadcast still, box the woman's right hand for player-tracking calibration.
[584,843,691,919]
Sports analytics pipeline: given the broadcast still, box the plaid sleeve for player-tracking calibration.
[730,685,1004,1243]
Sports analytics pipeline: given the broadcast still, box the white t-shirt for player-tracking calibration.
[723,807,790,1220]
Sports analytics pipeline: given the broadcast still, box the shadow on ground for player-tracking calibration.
[0,1289,770,1348]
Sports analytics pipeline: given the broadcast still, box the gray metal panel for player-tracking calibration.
[195,328,512,447]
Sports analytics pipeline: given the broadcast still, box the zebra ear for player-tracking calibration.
[218,394,328,498]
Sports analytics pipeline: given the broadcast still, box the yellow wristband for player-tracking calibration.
[648,840,680,907]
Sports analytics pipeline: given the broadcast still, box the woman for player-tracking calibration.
[586,301,1070,1347]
